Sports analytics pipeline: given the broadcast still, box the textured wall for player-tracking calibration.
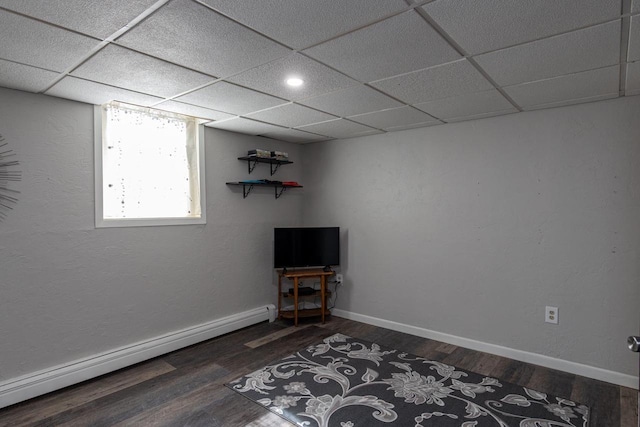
[1,85,638,383]
[301,96,640,377]
[0,87,303,381]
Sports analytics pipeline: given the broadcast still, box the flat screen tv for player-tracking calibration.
[274,227,340,270]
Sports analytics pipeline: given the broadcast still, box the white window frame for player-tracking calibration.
[94,104,206,228]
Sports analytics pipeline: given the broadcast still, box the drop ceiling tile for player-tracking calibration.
[0,60,59,92]
[116,0,290,77]
[385,121,440,132]
[45,76,162,106]
[297,119,377,138]
[0,0,159,39]
[474,21,620,87]
[629,16,640,62]
[200,0,408,49]
[503,66,620,108]
[350,129,386,138]
[298,84,403,117]
[70,45,213,98]
[422,0,620,55]
[348,106,439,130]
[371,59,494,104]
[153,100,236,122]
[261,128,332,144]
[414,89,515,120]
[245,103,336,128]
[226,53,358,101]
[0,10,100,72]
[304,10,460,82]
[633,0,640,13]
[626,61,640,95]
[523,94,618,111]
[445,110,517,123]
[205,117,285,135]
[176,82,287,116]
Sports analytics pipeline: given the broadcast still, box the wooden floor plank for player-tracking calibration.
[110,383,229,427]
[620,386,639,427]
[0,316,634,427]
[526,365,575,399]
[371,329,428,355]
[470,352,503,376]
[0,359,175,427]
[317,315,379,340]
[489,357,536,387]
[410,338,448,360]
[197,388,283,426]
[442,345,473,367]
[436,342,459,354]
[244,324,311,349]
[48,363,228,427]
[162,321,287,370]
[215,326,332,374]
[570,374,621,426]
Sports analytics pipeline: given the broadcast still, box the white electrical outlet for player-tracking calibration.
[545,306,559,324]
[335,274,343,283]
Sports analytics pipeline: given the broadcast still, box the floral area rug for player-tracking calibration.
[227,333,589,427]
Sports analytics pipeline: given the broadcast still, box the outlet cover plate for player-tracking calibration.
[545,306,559,324]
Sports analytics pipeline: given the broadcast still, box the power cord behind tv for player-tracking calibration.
[307,277,342,310]
[326,279,341,309]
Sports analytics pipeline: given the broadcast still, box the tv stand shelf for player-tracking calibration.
[281,290,332,299]
[277,268,335,326]
[279,308,331,320]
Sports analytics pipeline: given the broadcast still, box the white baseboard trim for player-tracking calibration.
[0,304,275,409]
[332,309,638,390]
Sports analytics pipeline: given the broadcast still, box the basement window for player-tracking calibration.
[94,102,206,228]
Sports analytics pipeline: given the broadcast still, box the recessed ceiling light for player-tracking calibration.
[286,77,304,87]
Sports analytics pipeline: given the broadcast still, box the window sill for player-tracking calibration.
[96,216,206,228]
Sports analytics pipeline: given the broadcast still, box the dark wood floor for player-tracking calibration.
[0,316,637,426]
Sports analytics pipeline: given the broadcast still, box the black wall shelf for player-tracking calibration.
[226,182,302,199]
[238,156,293,176]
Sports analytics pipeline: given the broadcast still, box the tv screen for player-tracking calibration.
[274,227,340,269]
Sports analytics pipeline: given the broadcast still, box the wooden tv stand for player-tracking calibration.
[277,268,335,326]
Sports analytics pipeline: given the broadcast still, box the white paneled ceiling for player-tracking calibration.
[473,21,621,87]
[422,0,621,55]
[503,66,620,110]
[371,59,495,104]
[626,60,640,95]
[414,89,517,121]
[303,10,461,82]
[629,15,640,61]
[0,0,637,143]
[0,9,98,72]
[116,0,291,77]
[245,103,336,128]
[0,0,159,39]
[348,106,439,130]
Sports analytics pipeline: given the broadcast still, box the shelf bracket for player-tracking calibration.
[247,159,258,174]
[242,184,254,198]
[275,186,287,199]
[270,162,281,176]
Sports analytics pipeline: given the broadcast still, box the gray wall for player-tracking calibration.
[1,85,638,384]
[301,96,640,377]
[0,87,303,381]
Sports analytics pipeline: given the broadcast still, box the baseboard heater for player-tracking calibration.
[0,304,275,409]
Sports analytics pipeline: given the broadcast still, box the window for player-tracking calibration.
[94,102,206,227]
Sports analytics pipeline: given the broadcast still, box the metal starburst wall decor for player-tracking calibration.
[0,133,21,222]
